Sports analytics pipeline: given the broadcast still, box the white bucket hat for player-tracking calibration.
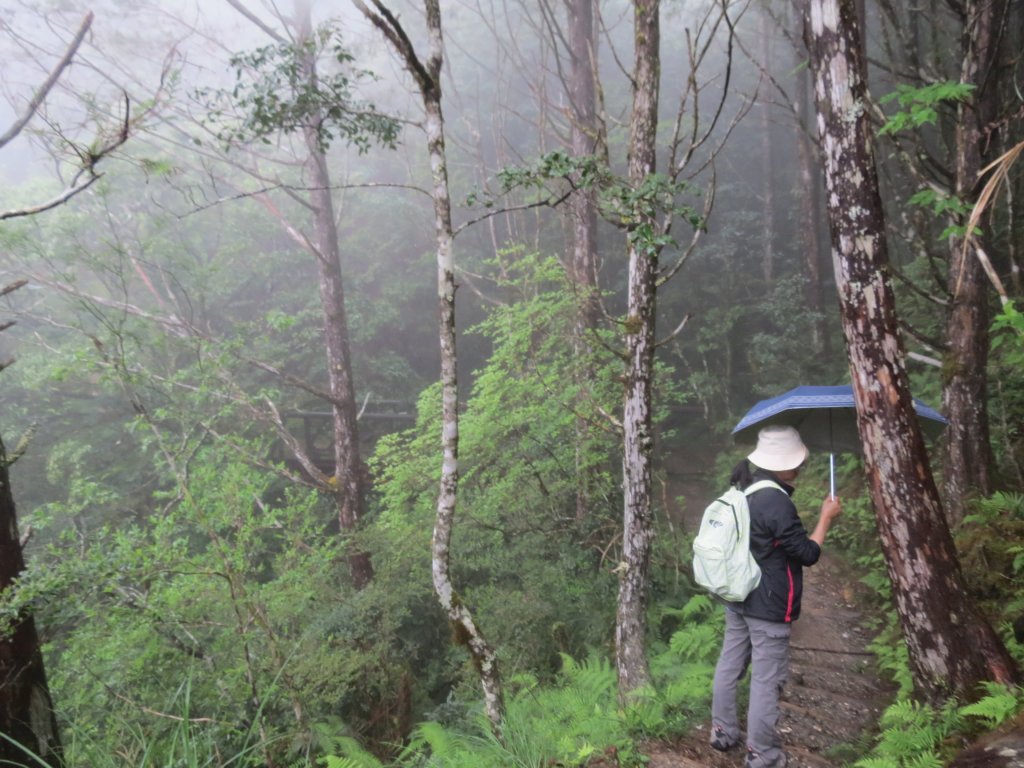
[747,425,809,472]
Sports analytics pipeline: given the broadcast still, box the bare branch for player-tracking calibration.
[0,174,102,221]
[352,0,435,96]
[453,189,573,237]
[179,181,431,218]
[1,91,133,221]
[222,0,288,44]
[0,12,94,149]
[658,170,716,285]
[908,351,942,368]
[1,280,29,298]
[963,140,1022,305]
[654,313,692,348]
[887,260,950,307]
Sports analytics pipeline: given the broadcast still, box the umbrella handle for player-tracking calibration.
[830,453,835,499]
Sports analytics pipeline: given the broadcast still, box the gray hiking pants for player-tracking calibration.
[711,608,791,768]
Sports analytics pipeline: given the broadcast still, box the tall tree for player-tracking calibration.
[615,0,661,698]
[566,0,603,521]
[758,12,776,287]
[794,28,829,356]
[611,0,743,698]
[0,288,61,766]
[210,0,404,588]
[0,12,141,759]
[804,0,1018,699]
[869,0,1021,522]
[941,0,1009,523]
[292,0,374,587]
[354,0,507,734]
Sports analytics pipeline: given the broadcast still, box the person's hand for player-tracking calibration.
[820,495,842,522]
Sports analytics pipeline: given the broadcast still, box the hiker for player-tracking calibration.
[709,425,842,768]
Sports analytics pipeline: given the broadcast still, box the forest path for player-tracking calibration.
[645,430,894,767]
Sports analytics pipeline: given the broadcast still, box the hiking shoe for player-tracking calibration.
[709,726,738,752]
[745,748,788,768]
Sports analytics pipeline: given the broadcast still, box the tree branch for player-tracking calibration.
[0,12,94,150]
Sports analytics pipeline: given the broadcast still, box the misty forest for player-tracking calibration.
[1,0,1023,765]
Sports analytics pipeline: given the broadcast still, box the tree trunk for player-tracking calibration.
[567,0,601,521]
[355,0,506,734]
[615,0,659,700]
[760,14,775,287]
[567,0,600,329]
[942,0,1003,525]
[804,0,1018,701]
[0,436,62,765]
[422,1,506,734]
[795,35,829,356]
[296,3,373,588]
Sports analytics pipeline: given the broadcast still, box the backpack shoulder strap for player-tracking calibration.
[743,479,784,497]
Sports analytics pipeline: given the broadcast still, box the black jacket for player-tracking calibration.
[736,469,821,623]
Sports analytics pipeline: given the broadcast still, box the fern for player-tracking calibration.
[854,758,900,768]
[854,698,961,768]
[668,622,721,661]
[959,683,1022,727]
[865,617,914,699]
[975,491,1024,518]
[905,754,943,768]
[679,594,715,621]
[321,737,386,768]
[396,652,642,767]
[403,720,462,764]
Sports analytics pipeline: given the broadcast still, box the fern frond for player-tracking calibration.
[324,736,386,768]
[407,720,458,759]
[853,757,901,768]
[680,594,715,620]
[906,753,943,768]
[960,683,1022,726]
[669,622,721,663]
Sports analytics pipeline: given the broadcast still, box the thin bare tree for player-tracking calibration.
[354,0,507,734]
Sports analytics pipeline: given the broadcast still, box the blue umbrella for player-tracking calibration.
[732,384,947,497]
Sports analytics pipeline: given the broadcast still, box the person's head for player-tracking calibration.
[747,425,809,482]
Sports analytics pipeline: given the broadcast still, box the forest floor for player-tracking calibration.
[644,430,896,767]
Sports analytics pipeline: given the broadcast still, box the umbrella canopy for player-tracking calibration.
[732,385,947,454]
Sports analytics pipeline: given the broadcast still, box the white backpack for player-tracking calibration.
[692,480,783,602]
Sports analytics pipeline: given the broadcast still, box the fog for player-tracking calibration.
[0,0,835,510]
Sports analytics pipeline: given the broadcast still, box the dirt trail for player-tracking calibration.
[647,438,894,767]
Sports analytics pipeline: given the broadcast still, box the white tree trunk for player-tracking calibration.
[354,0,506,733]
[616,0,660,700]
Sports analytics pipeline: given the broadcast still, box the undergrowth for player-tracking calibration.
[848,489,1024,767]
[321,595,721,767]
[853,683,1024,768]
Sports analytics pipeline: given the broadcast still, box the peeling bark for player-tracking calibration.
[616,0,659,700]
[804,0,1018,700]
